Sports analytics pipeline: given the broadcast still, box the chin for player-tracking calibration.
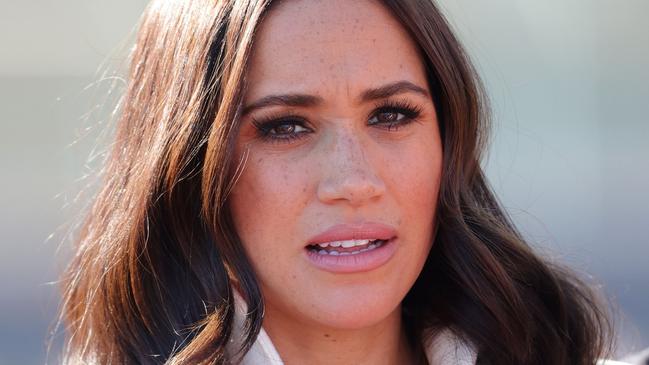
[302,286,405,330]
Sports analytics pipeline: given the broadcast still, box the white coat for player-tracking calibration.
[225,293,629,365]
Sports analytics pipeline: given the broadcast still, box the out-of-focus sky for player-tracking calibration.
[0,1,647,364]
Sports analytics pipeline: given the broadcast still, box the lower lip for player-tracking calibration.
[304,238,397,274]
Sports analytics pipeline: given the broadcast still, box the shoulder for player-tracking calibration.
[422,329,633,365]
[423,329,476,365]
[621,347,649,364]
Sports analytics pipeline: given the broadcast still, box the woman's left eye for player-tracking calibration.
[369,110,408,129]
[368,101,422,131]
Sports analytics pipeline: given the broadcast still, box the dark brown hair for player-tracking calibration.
[58,0,612,364]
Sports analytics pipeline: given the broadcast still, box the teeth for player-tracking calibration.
[313,240,385,255]
[318,239,374,248]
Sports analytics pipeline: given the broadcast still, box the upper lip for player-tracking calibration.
[307,222,397,246]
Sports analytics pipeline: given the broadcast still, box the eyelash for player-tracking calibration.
[250,99,423,144]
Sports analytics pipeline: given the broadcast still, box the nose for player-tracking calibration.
[316,131,386,207]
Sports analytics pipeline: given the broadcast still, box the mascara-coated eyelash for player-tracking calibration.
[251,99,423,144]
[251,114,313,144]
[368,99,423,131]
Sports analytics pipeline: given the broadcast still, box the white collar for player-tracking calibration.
[224,291,628,365]
[225,292,476,365]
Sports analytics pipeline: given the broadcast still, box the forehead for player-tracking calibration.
[244,0,428,103]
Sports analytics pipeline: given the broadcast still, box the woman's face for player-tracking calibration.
[229,0,442,331]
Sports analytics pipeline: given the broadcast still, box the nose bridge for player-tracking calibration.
[332,128,367,172]
[317,126,386,205]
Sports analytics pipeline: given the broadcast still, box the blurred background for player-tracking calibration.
[0,1,647,364]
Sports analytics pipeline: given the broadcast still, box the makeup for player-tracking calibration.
[304,222,398,273]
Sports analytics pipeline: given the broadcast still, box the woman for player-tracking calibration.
[59,0,620,364]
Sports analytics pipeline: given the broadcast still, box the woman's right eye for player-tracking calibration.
[252,117,312,144]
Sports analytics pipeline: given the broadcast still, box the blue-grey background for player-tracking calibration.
[1,1,647,364]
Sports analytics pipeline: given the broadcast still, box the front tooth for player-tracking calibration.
[341,240,356,248]
[317,242,329,248]
[318,250,328,255]
[329,241,342,247]
[329,251,340,255]
[354,239,371,246]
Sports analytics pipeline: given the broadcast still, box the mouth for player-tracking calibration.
[304,222,398,273]
[306,238,389,256]
[304,237,397,273]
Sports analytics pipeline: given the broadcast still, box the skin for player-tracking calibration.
[229,0,443,363]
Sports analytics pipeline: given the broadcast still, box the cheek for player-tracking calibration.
[229,154,313,256]
[384,136,442,223]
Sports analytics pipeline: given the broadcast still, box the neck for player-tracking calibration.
[262,304,419,365]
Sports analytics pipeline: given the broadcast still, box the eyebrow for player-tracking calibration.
[241,80,429,116]
[359,80,429,103]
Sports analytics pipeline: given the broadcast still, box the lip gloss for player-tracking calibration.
[305,237,397,273]
[304,221,398,273]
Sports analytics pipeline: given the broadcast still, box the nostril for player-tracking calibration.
[316,172,386,205]
[315,136,386,204]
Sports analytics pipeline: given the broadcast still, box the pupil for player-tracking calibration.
[274,124,294,134]
[380,112,398,123]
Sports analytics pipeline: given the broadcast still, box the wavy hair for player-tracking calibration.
[59,0,612,364]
